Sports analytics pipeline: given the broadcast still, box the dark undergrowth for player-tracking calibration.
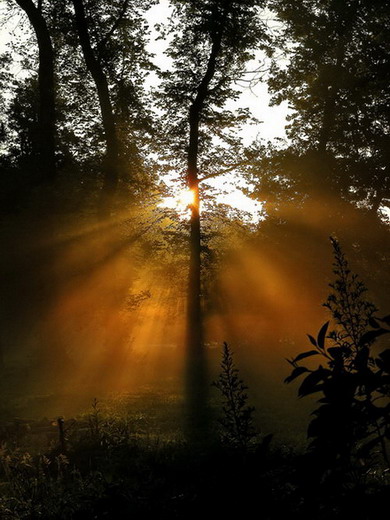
[0,388,388,520]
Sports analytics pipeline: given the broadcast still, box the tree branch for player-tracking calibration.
[199,160,252,183]
[97,0,130,58]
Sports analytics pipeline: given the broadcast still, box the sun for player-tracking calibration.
[177,189,195,209]
[160,188,196,217]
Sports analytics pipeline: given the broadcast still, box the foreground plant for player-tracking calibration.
[213,342,261,452]
[286,238,390,473]
[0,447,106,519]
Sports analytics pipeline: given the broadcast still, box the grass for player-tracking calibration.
[0,388,388,519]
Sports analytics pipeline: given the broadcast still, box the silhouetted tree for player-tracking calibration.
[242,0,390,315]
[14,0,56,183]
[68,0,155,210]
[213,342,258,451]
[71,0,122,212]
[159,0,269,435]
[267,0,390,214]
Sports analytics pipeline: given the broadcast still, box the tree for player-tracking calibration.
[240,0,390,318]
[267,0,390,214]
[285,238,390,479]
[61,0,155,206]
[7,0,155,210]
[71,0,124,212]
[158,0,268,435]
[14,0,56,183]
[0,0,160,393]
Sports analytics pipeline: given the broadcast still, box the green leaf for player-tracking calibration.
[379,349,390,363]
[368,317,380,329]
[376,349,390,372]
[354,345,369,370]
[299,382,323,398]
[327,347,343,360]
[258,433,273,453]
[357,436,382,458]
[380,315,390,326]
[298,368,329,397]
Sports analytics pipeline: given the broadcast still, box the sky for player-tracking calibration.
[0,0,290,220]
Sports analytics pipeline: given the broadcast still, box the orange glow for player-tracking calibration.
[6,185,384,421]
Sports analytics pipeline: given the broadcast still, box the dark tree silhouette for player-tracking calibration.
[213,342,257,451]
[185,1,230,433]
[15,0,56,183]
[268,0,390,214]
[71,0,120,213]
[159,0,268,437]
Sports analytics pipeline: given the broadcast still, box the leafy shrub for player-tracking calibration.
[286,238,390,474]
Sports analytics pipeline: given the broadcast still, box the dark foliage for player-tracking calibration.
[0,389,388,520]
[212,342,258,450]
[286,238,390,476]
[0,396,293,520]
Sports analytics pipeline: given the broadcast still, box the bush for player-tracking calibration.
[286,238,390,474]
[212,342,258,451]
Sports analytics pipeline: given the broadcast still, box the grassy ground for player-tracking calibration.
[0,390,388,519]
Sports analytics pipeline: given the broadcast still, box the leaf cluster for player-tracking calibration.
[2,0,156,182]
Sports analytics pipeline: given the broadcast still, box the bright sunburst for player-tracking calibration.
[177,188,195,209]
[160,188,196,218]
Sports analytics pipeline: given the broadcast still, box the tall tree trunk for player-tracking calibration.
[15,0,56,183]
[72,0,119,213]
[186,106,207,434]
[0,340,4,372]
[185,10,227,438]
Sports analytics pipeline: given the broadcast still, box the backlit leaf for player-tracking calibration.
[293,350,320,363]
[298,368,330,397]
[317,321,329,350]
[284,366,310,384]
[359,328,390,346]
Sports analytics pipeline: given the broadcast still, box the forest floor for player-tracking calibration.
[0,389,388,519]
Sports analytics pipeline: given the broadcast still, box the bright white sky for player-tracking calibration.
[0,0,289,221]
